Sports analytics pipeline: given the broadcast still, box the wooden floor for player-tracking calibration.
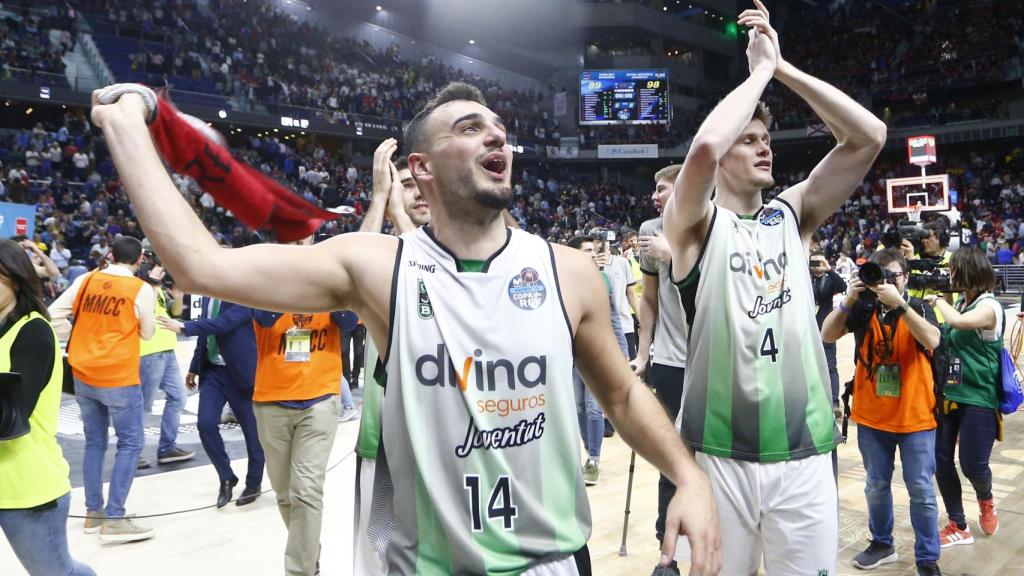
[3,308,1023,575]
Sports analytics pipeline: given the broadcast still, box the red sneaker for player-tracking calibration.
[979,498,999,535]
[939,520,974,548]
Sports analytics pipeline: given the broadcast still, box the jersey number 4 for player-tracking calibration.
[760,328,780,363]
[464,475,518,532]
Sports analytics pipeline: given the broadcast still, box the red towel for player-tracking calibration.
[148,89,337,242]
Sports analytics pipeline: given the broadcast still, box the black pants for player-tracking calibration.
[823,340,839,404]
[625,331,638,360]
[935,403,998,526]
[342,324,367,387]
[650,362,685,542]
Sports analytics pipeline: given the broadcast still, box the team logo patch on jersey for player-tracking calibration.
[508,267,546,310]
[417,279,433,319]
[759,207,784,227]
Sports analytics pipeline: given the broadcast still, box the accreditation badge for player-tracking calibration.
[875,364,901,398]
[285,328,312,362]
[945,356,963,388]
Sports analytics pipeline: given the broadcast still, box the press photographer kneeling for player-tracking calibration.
[822,249,943,576]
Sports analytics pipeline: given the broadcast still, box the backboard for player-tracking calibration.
[886,174,950,214]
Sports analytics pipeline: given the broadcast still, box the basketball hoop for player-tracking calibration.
[907,204,923,223]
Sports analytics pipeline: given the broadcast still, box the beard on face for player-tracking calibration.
[442,166,512,215]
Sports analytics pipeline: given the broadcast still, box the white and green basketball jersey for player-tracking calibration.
[676,199,840,462]
[375,226,589,575]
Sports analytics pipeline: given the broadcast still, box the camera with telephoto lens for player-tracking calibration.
[857,262,896,303]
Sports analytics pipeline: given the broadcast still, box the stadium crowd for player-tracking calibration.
[3,99,1023,314]
[69,0,554,141]
[765,0,1023,130]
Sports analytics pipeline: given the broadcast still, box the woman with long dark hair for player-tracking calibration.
[0,239,95,575]
[925,246,1003,548]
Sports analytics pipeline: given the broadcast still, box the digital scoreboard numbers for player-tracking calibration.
[580,70,669,125]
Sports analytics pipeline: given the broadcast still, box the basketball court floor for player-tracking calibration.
[2,305,1022,575]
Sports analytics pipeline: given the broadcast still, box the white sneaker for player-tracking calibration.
[339,406,361,422]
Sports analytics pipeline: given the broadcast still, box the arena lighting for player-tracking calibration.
[39,87,51,99]
[218,109,227,119]
[376,5,382,11]
[469,39,475,44]
[25,107,33,115]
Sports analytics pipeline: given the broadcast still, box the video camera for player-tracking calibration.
[881,220,930,254]
[906,258,952,292]
[137,250,175,289]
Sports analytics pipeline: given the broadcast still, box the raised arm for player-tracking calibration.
[90,90,395,316]
[741,1,887,239]
[360,138,398,234]
[664,27,776,275]
[385,163,418,235]
[555,245,720,574]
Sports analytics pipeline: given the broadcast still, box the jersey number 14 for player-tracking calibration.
[464,475,518,532]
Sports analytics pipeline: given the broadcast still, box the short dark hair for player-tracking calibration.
[567,234,597,250]
[0,239,49,321]
[923,220,949,248]
[394,155,410,172]
[950,247,995,293]
[869,248,908,274]
[621,228,637,241]
[111,236,143,265]
[404,82,488,154]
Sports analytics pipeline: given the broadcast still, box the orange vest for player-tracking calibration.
[851,310,936,433]
[253,312,342,402]
[68,271,146,387]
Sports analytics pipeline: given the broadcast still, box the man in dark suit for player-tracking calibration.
[159,297,264,508]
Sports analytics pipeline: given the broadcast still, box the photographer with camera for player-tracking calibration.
[137,255,194,468]
[822,249,943,576]
[907,221,957,318]
[810,250,847,414]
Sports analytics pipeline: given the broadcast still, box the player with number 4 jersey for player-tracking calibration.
[664,2,887,575]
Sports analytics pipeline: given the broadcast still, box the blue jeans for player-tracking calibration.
[75,377,144,518]
[140,350,187,454]
[340,376,355,410]
[0,493,96,576]
[857,425,940,563]
[572,367,604,460]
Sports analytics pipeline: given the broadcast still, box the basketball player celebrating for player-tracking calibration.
[89,84,720,575]
[664,2,886,574]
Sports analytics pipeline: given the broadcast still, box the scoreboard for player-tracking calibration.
[579,69,669,125]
